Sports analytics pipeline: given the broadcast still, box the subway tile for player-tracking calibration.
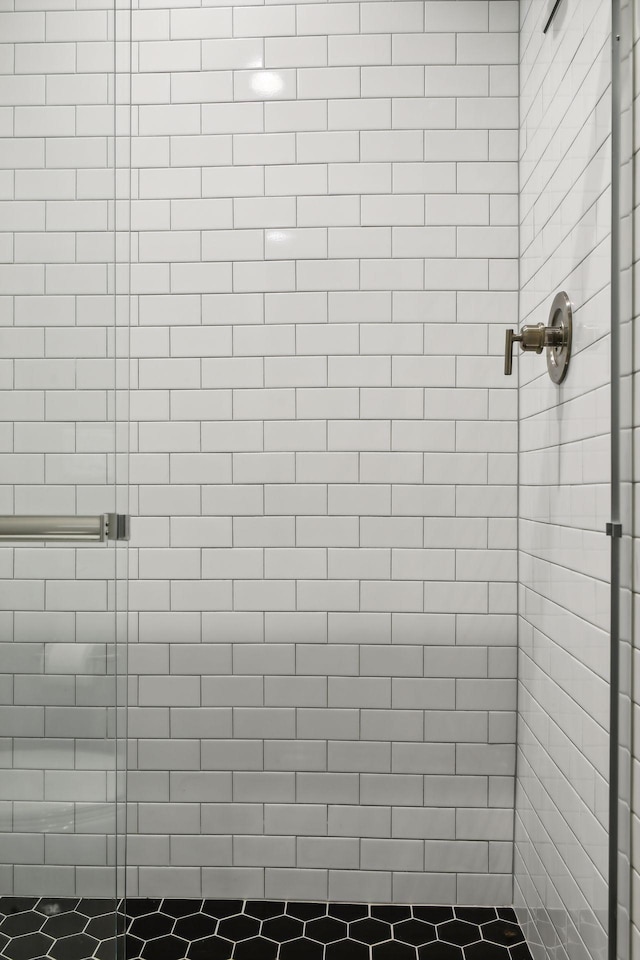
[362,66,423,98]
[202,104,264,136]
[298,67,360,100]
[329,35,391,67]
[328,98,391,131]
[329,869,392,903]
[171,8,231,40]
[297,4,359,36]
[297,836,359,869]
[234,6,296,37]
[424,2,488,32]
[266,163,327,196]
[265,37,327,69]
[457,32,518,65]
[266,101,327,136]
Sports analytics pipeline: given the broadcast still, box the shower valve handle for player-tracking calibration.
[504,323,563,376]
[504,328,522,376]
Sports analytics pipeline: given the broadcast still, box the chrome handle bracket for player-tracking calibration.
[106,513,131,541]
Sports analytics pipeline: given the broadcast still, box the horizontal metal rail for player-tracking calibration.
[0,514,130,542]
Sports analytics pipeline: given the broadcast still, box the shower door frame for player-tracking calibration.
[610,0,633,958]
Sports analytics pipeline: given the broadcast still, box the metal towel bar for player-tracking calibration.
[0,514,130,542]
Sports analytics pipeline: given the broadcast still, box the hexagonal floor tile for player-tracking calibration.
[371,905,412,923]
[511,942,534,960]
[202,901,243,919]
[326,939,369,960]
[0,900,37,917]
[0,912,44,938]
[95,937,119,960]
[234,935,278,959]
[279,937,324,960]
[36,899,80,917]
[43,912,88,939]
[187,935,234,960]
[261,914,303,942]
[286,902,327,922]
[75,901,117,918]
[174,913,218,941]
[329,903,369,922]
[395,919,437,946]
[49,933,99,960]
[455,908,497,925]
[124,934,145,958]
[350,917,391,945]
[372,942,417,960]
[3,931,54,960]
[465,942,510,960]
[305,917,347,944]
[482,920,524,946]
[437,920,480,947]
[217,914,260,942]
[414,908,454,925]
[125,900,163,919]
[418,943,463,960]
[245,901,285,920]
[158,900,201,919]
[0,897,532,960]
[123,934,145,959]
[130,912,174,941]
[85,913,123,940]
[140,934,190,960]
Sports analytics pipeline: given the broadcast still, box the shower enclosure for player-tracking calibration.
[0,0,130,948]
[0,1,633,959]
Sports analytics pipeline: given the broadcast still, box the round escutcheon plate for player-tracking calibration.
[546,290,572,384]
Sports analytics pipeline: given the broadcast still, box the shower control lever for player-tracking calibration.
[504,323,561,375]
[503,291,573,383]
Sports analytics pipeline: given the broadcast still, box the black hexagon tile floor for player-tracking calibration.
[0,897,533,960]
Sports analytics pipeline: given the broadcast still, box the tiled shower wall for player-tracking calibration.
[125,0,520,901]
[1,0,520,900]
[515,1,611,958]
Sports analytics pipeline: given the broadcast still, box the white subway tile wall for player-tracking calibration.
[514,0,611,957]
[0,0,125,898]
[2,0,519,901]
[125,0,519,902]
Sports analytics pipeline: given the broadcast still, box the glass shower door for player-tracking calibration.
[0,1,129,957]
[514,2,616,959]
